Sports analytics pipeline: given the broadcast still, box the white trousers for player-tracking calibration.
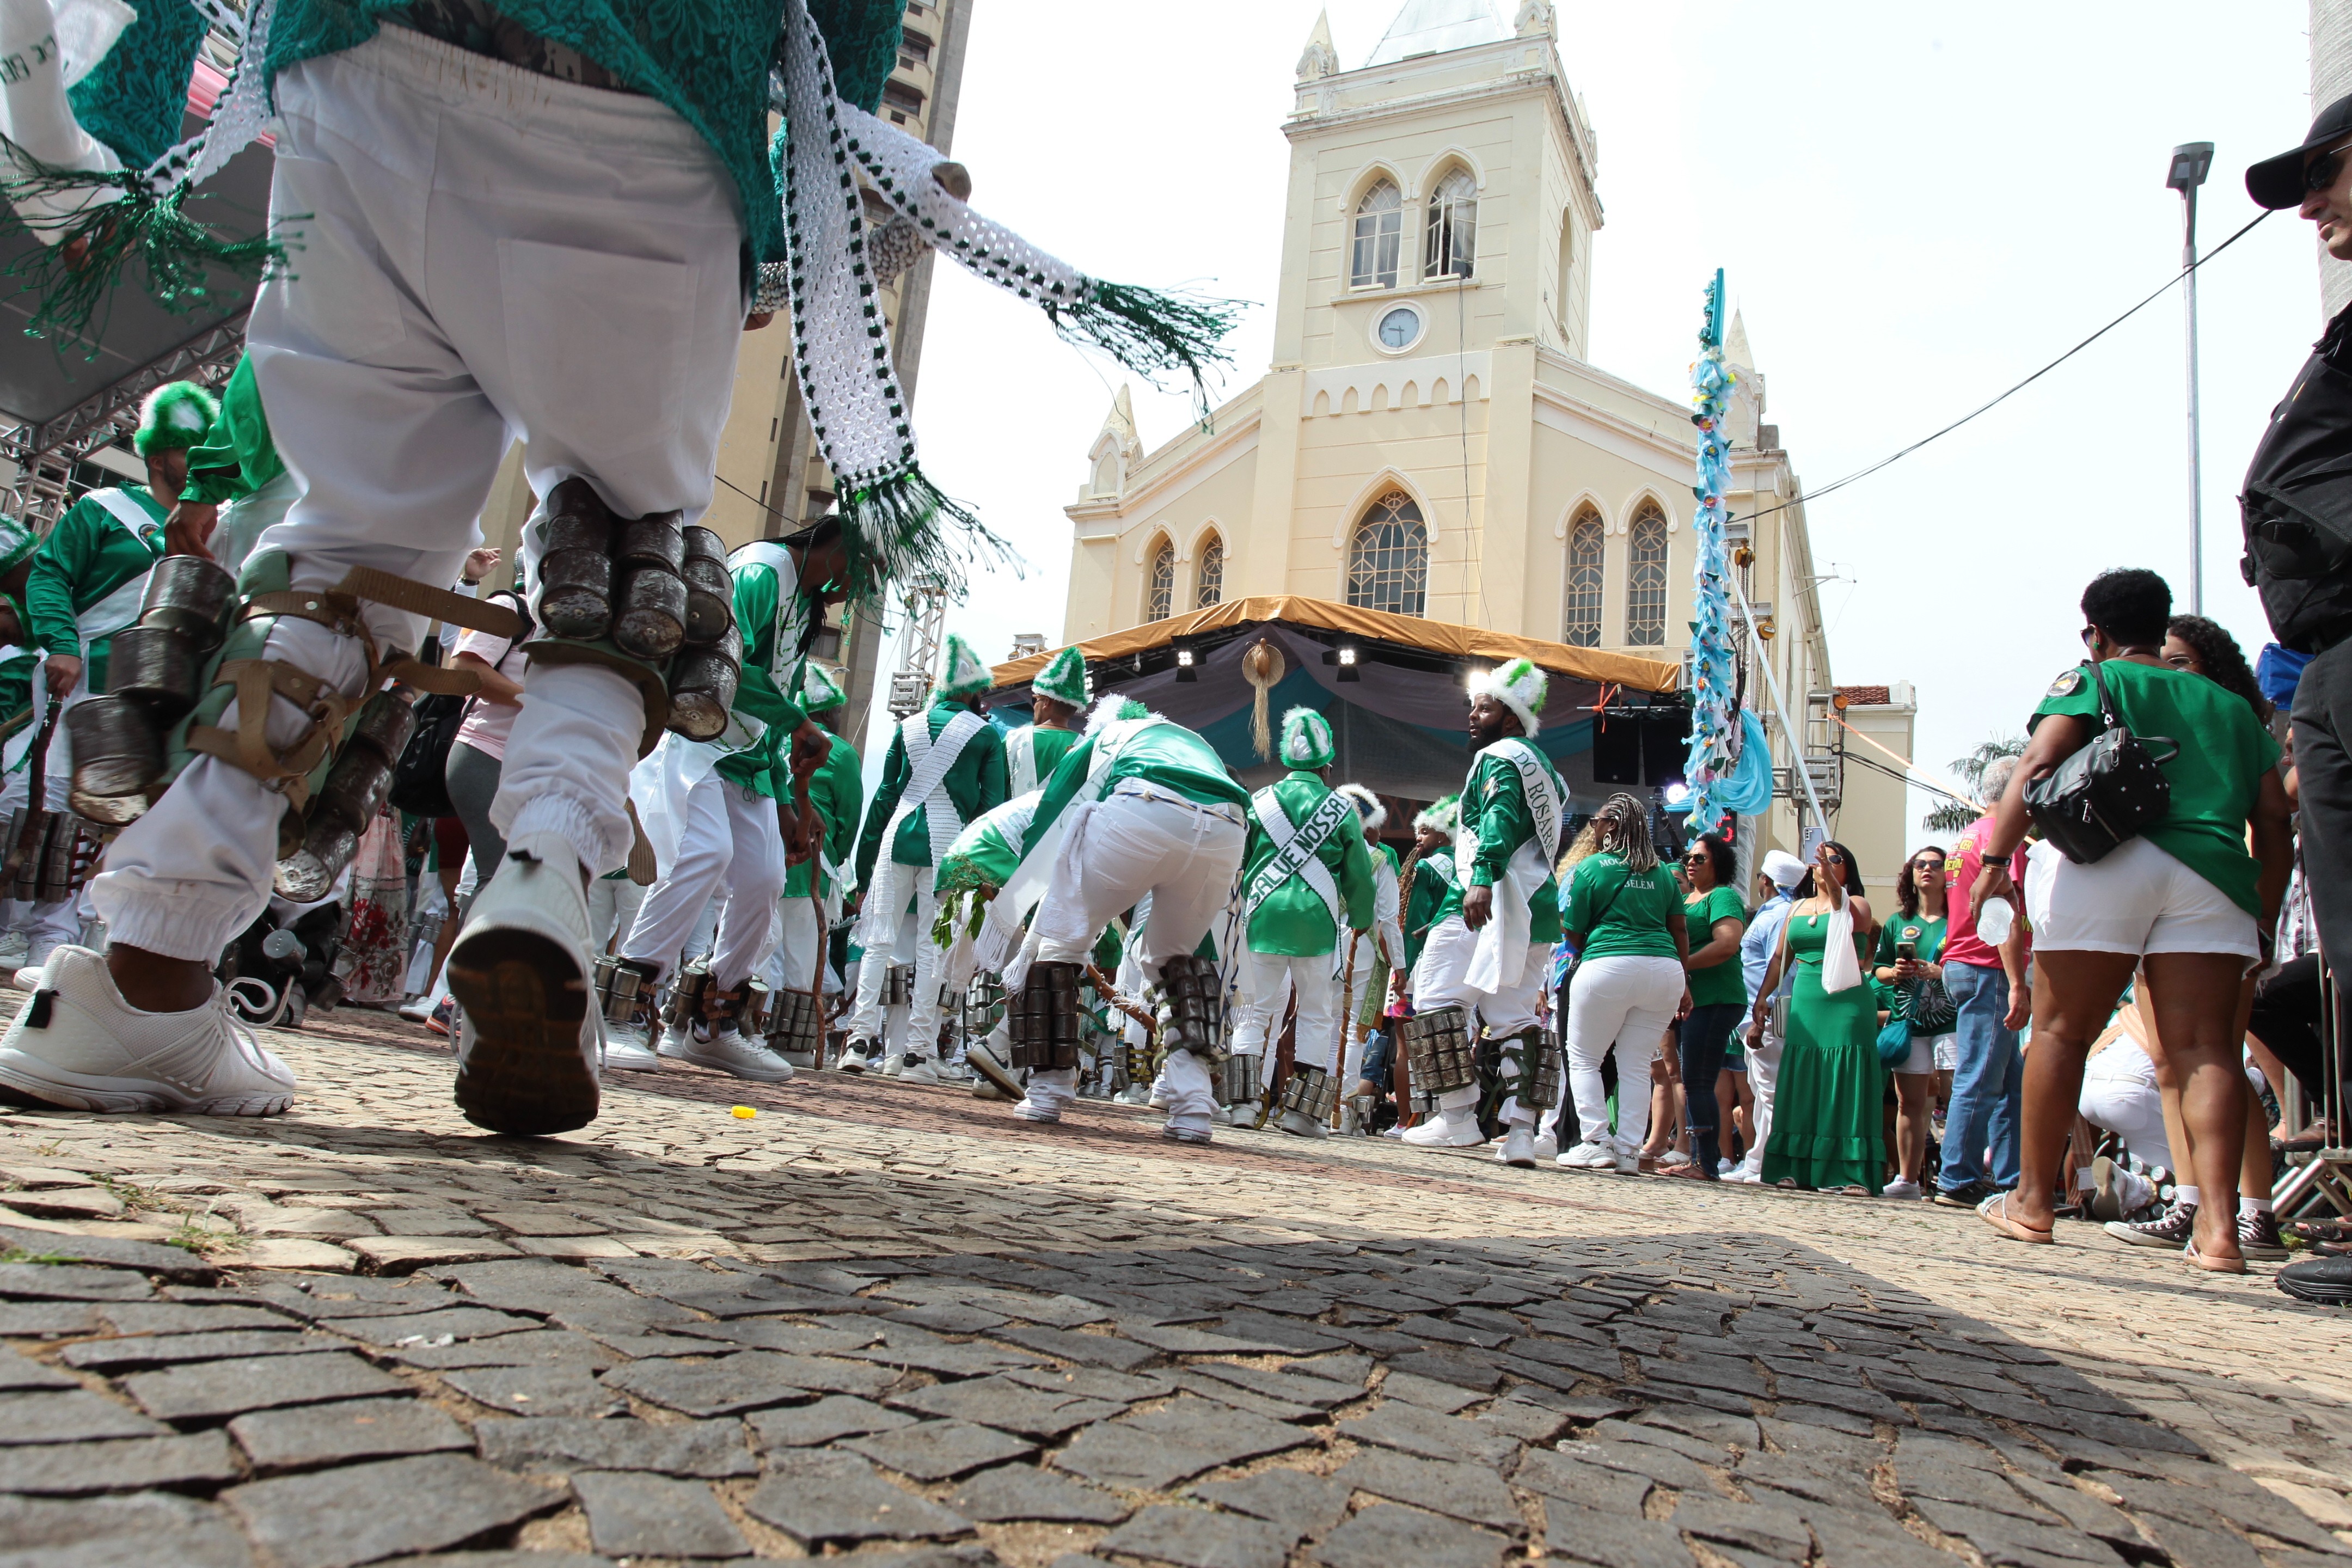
[91,29,746,961]
[1333,932,1381,1087]
[768,894,839,997]
[1232,948,1337,1070]
[1410,915,1549,1124]
[586,875,646,958]
[1742,1007,1786,1174]
[849,874,942,1056]
[622,774,785,989]
[1565,954,1685,1153]
[1033,794,1246,969]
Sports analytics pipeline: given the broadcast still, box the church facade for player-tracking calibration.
[1058,0,1916,899]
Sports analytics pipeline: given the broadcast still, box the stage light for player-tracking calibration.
[1662,781,1690,806]
[1175,646,1196,683]
[1336,645,1360,683]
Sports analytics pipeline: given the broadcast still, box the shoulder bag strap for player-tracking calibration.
[2087,658,2180,764]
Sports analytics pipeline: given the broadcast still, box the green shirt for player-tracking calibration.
[1022,715,1251,860]
[856,700,1009,884]
[27,487,168,693]
[1559,853,1680,960]
[181,356,285,507]
[716,543,811,795]
[1239,770,1377,958]
[1006,724,1078,797]
[1873,914,1947,969]
[1403,850,1455,970]
[1433,747,1565,945]
[2030,659,2281,916]
[782,732,861,899]
[1683,885,1748,1007]
[937,792,1040,897]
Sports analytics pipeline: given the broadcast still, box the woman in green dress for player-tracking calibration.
[1748,841,1885,1194]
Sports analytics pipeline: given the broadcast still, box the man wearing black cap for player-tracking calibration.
[2248,96,2352,1308]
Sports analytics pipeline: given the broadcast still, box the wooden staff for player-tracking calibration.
[3,702,62,884]
[790,728,830,1069]
[1328,927,1361,1129]
[1085,963,1157,1039]
[1387,843,1426,1129]
[1253,989,1297,1130]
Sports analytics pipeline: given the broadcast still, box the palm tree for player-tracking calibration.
[1924,736,2026,834]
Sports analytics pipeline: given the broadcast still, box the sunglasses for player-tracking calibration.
[2311,145,2352,195]
[2079,626,2100,651]
[1682,852,1708,864]
[1912,857,1945,869]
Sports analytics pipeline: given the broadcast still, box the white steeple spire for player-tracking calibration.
[1297,9,1340,80]
[1363,0,1505,68]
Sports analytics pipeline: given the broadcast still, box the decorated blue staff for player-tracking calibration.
[1680,268,1740,835]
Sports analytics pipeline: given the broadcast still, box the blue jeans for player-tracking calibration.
[1940,961,2021,1193]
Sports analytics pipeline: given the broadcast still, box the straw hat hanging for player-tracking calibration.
[1242,639,1285,761]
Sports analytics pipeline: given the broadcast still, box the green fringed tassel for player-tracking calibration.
[836,464,1020,609]
[1055,281,1245,418]
[0,149,293,348]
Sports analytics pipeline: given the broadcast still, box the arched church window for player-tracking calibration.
[1346,492,1428,617]
[1626,503,1668,646]
[1195,535,1224,608]
[1564,508,1604,647]
[1146,538,1175,621]
[1351,180,1402,290]
[1425,168,1477,281]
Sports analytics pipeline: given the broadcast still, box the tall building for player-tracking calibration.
[1054,0,1915,898]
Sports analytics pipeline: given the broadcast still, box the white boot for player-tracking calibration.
[0,946,297,1115]
[1401,1106,1484,1148]
[662,1024,793,1083]
[1496,1125,1538,1167]
[445,832,601,1136]
[602,1020,663,1073]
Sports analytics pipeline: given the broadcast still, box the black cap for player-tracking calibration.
[2248,93,2352,209]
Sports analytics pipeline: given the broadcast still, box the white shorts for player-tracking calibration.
[1896,1031,1952,1076]
[2023,836,2257,960]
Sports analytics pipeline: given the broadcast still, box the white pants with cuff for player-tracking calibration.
[1410,914,1549,1126]
[89,27,747,962]
[848,861,944,1058]
[1564,954,1685,1152]
[586,875,646,958]
[1740,1003,1786,1175]
[769,893,839,998]
[1233,948,1338,1072]
[1023,787,1246,1130]
[621,774,785,991]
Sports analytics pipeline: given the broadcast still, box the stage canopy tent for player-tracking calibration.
[990,595,1689,804]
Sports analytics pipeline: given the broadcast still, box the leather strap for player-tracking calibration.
[338,567,523,640]
[185,658,353,808]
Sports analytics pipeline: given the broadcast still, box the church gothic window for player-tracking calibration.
[1195,536,1224,608]
[1147,538,1175,622]
[1351,180,1402,289]
[1626,504,1668,646]
[1346,492,1428,617]
[1564,508,1604,647]
[1425,168,1477,281]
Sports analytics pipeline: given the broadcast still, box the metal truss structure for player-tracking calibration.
[886,583,948,718]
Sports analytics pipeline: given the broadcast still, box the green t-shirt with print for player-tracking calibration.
[2030,659,2280,917]
[1874,914,1947,969]
[1683,885,1748,1007]
[1559,852,1680,961]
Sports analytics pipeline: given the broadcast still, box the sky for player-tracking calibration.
[865,0,2326,849]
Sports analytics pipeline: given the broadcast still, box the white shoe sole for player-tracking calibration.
[1400,1127,1484,1149]
[446,923,597,1137]
[602,1046,664,1073]
[1014,1104,1061,1123]
[663,1040,791,1082]
[838,1056,871,1075]
[0,1051,292,1116]
[967,1049,1021,1099]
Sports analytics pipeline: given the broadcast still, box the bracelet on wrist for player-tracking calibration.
[1980,853,2011,867]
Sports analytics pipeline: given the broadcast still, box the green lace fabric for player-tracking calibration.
[69,0,210,169]
[263,0,904,265]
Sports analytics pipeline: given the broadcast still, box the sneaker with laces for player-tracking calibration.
[427,998,455,1038]
[1013,1097,1061,1123]
[966,1036,1020,1098]
[445,834,601,1136]
[1162,1123,1212,1144]
[1558,1139,1619,1170]
[879,1053,905,1079]
[2108,1201,2197,1248]
[1401,1107,1484,1148]
[2087,1155,2159,1223]
[0,946,297,1115]
[897,1055,940,1086]
[838,1038,875,1075]
[1532,1132,1558,1162]
[2239,1209,2289,1260]
[1882,1178,1923,1200]
[0,930,30,970]
[603,1022,662,1073]
[659,1024,792,1082]
[1496,1126,1537,1167]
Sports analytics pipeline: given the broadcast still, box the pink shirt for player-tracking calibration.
[451,623,528,763]
[1943,813,2028,970]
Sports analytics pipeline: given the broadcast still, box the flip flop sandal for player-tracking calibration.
[2184,1238,2248,1275]
[1978,1192,2054,1244]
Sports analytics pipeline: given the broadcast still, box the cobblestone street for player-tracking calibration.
[2,1012,2348,1568]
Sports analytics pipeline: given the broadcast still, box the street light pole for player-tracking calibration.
[2168,142,2214,614]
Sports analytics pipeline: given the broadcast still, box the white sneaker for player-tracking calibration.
[1882,1177,1922,1200]
[1278,1108,1329,1140]
[660,1025,792,1082]
[1717,1157,1740,1176]
[1496,1126,1537,1167]
[1532,1132,1559,1163]
[838,1039,874,1075]
[445,832,601,1136]
[966,1037,1021,1099]
[1210,1104,1234,1125]
[0,946,297,1115]
[879,1053,905,1079]
[0,930,30,969]
[933,1059,972,1084]
[603,1023,663,1073]
[1401,1108,1484,1148]
[1013,1097,1061,1123]
[1613,1143,1641,1174]
[1144,1088,1168,1109]
[897,1056,940,1085]
[1558,1140,1619,1170]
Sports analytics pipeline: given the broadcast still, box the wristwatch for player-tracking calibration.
[1980,853,2011,867]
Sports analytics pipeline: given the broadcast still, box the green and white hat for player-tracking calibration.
[133,381,218,457]
[1335,782,1385,832]
[0,519,38,576]
[934,633,993,700]
[1032,644,1088,709]
[798,660,848,713]
[1413,794,1459,836]
[1280,705,1334,770]
[1470,657,1548,738]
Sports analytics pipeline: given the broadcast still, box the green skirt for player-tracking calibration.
[1761,964,1886,1193]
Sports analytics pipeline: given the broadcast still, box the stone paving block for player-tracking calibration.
[672,1316,880,1353]
[0,1224,215,1281]
[62,1326,321,1371]
[1190,1468,1351,1538]
[1542,1500,1698,1567]
[96,1301,298,1335]
[476,1414,757,1478]
[388,1328,616,1371]
[1768,1399,1877,1437]
[1182,1360,1357,1411]
[316,1304,542,1346]
[0,1429,240,1493]
[1910,1497,2128,1565]
[0,1489,256,1567]
[1513,1448,1655,1515]
[119,1348,402,1423]
[233,1276,457,1320]
[1004,1364,1175,1402]
[1313,1502,1509,1568]
[1337,1398,1519,1466]
[229,1240,362,1272]
[2124,1510,2264,1568]
[0,1260,159,1300]
[994,1323,1161,1370]
[572,1470,749,1560]
[602,1350,869,1417]
[1475,1396,1570,1445]
[1641,1406,1760,1450]
[0,1298,103,1336]
[394,1555,612,1567]
[845,1418,1036,1480]
[1593,1417,1728,1466]
[345,1236,521,1273]
[1119,1320,1292,1357]
[1763,1416,1881,1465]
[1098,1503,1296,1568]
[950,1462,1133,1523]
[1555,1436,1719,1494]
[444,1363,627,1419]
[886,1301,1012,1333]
[1665,1495,1815,1562]
[1333,1444,1521,1530]
[1054,1398,1312,1491]
[1215,1311,1348,1352]
[224,1451,564,1568]
[890,1373,1129,1437]
[1165,1368,1326,1424]
[1735,1453,1881,1515]
[1383,1349,1504,1392]
[230,1395,473,1470]
[0,1341,77,1388]
[1775,1373,1910,1425]
[857,1337,1051,1378]
[1896,1456,2061,1521]
[748,1394,916,1449]
[2,1386,175,1442]
[746,1450,974,1545]
[1806,1509,1964,1568]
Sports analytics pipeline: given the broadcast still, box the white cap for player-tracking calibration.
[1760,849,1806,889]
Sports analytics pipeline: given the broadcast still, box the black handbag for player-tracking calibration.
[2023,660,2178,865]
[387,694,468,818]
